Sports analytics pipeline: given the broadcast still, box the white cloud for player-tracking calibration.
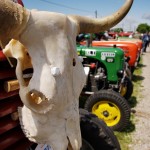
[142,13,150,20]
[113,16,138,31]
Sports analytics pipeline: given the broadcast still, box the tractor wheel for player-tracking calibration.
[126,66,132,80]
[80,109,121,150]
[120,76,133,100]
[84,90,130,131]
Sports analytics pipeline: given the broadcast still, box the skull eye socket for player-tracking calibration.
[22,68,33,86]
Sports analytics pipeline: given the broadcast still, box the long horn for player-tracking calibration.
[68,0,133,34]
[0,0,29,48]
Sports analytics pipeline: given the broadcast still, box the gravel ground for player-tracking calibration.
[129,45,150,150]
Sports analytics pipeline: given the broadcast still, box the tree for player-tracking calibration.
[136,23,150,33]
[111,28,123,33]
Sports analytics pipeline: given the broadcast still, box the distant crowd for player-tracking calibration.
[76,31,150,53]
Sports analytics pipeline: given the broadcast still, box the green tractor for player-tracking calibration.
[77,44,132,131]
[77,33,133,100]
[77,45,133,100]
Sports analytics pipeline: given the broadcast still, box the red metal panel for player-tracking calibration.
[0,51,6,61]
[0,115,19,135]
[0,49,32,149]
[0,97,22,117]
[0,69,16,80]
[0,87,19,100]
[7,138,35,150]
[0,127,25,149]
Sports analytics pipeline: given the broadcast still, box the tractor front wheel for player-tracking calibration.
[84,90,131,131]
[120,76,133,100]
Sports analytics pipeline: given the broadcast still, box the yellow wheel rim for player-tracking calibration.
[120,85,127,97]
[92,101,121,127]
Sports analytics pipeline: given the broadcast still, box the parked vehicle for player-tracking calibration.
[77,45,133,100]
[77,45,131,131]
[118,36,143,61]
[91,40,140,73]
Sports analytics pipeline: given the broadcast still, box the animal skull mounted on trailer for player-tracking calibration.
[0,0,133,149]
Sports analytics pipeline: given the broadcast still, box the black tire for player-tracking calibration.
[80,109,121,150]
[120,76,133,100]
[84,90,130,131]
[81,139,94,150]
[126,66,132,80]
[137,55,141,63]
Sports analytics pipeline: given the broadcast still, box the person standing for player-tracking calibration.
[148,32,150,47]
[142,32,150,52]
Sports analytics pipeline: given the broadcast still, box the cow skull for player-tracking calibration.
[1,0,133,149]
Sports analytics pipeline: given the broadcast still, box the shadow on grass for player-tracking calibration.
[137,63,146,68]
[132,74,144,82]
[119,120,135,133]
[128,96,137,108]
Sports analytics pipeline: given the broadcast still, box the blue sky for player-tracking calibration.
[23,0,150,31]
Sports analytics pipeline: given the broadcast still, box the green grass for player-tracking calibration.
[115,57,143,150]
[114,114,135,150]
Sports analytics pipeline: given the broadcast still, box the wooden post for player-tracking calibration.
[4,78,30,92]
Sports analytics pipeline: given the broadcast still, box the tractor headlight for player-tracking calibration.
[117,70,124,78]
[125,56,130,63]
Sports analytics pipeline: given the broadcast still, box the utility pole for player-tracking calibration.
[95,10,97,18]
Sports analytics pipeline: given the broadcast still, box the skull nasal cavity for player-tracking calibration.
[29,90,47,104]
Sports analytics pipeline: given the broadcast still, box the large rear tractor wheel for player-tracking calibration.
[80,109,121,150]
[120,76,133,100]
[84,90,131,131]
